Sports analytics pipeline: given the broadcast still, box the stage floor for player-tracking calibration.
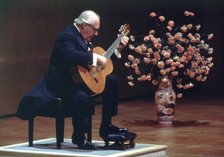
[0,138,167,157]
[1,98,224,156]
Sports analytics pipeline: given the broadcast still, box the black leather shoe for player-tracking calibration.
[100,124,128,138]
[77,140,96,150]
[72,137,95,150]
[109,124,128,133]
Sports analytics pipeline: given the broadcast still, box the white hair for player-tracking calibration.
[74,10,100,25]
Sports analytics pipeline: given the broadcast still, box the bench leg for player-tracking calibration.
[87,114,92,143]
[28,118,34,146]
[56,117,64,149]
[87,99,95,143]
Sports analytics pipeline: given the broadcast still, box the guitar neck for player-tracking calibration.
[103,34,124,60]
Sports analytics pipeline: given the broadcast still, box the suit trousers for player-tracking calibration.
[67,74,119,136]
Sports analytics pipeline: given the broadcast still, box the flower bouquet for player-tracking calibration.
[125,11,214,98]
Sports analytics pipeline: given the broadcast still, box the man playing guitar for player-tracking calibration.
[17,10,133,149]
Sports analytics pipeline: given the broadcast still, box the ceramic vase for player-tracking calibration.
[155,75,176,125]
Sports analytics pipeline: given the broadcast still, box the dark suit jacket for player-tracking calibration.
[17,25,93,120]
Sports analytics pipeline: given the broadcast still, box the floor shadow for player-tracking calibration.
[123,120,210,127]
[172,120,210,127]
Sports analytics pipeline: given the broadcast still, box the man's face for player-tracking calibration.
[82,20,100,41]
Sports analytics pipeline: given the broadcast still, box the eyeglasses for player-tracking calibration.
[87,24,99,33]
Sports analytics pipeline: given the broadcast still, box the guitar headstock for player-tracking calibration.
[119,24,131,36]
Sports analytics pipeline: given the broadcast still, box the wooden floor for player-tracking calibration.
[0,97,224,157]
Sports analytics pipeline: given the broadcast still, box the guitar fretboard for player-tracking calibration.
[103,34,124,60]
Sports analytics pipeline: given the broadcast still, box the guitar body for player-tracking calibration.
[75,24,130,94]
[78,46,113,94]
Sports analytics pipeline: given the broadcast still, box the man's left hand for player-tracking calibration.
[117,36,129,52]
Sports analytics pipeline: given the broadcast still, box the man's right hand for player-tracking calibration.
[96,55,107,67]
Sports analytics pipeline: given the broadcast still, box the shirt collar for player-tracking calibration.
[73,23,81,32]
[74,23,92,50]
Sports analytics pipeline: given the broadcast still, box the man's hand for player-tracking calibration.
[96,55,107,67]
[117,36,129,53]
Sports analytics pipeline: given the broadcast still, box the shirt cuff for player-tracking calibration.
[92,53,98,66]
[114,49,121,58]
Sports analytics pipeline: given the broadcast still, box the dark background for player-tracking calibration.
[0,0,223,115]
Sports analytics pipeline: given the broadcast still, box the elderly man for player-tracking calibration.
[17,10,129,149]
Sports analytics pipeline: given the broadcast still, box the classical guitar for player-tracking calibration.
[77,24,130,94]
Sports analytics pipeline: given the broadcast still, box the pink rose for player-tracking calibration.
[168,20,175,27]
[157,61,165,69]
[149,12,156,18]
[184,11,190,16]
[159,16,165,22]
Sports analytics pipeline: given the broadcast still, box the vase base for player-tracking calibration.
[158,115,174,126]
